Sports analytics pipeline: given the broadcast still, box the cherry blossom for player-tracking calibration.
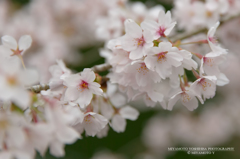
[168,87,203,111]
[121,19,154,60]
[44,98,80,157]
[144,42,183,79]
[207,21,228,54]
[63,68,103,108]
[191,75,217,101]
[1,35,32,57]
[0,58,39,109]
[76,112,108,137]
[110,105,139,133]
[141,10,176,39]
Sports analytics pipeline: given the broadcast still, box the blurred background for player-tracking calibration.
[2,0,240,159]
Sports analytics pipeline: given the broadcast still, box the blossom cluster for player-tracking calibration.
[0,35,139,158]
[105,10,229,111]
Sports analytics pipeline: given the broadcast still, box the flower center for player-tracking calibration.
[7,76,17,86]
[84,114,92,124]
[157,26,166,37]
[156,52,167,63]
[78,80,89,92]
[206,10,213,17]
[208,37,217,44]
[203,57,214,67]
[10,47,23,56]
[199,78,211,91]
[181,92,191,103]
[136,63,149,75]
[136,37,145,47]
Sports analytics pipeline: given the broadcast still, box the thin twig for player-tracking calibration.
[171,13,240,43]
[28,84,49,93]
[91,63,112,73]
[28,63,112,93]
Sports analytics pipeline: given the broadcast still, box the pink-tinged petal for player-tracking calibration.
[157,10,165,25]
[107,37,122,50]
[203,64,220,76]
[164,21,176,36]
[56,59,71,74]
[0,45,13,57]
[1,35,17,50]
[110,93,127,108]
[216,73,229,86]
[204,76,217,81]
[76,90,93,108]
[64,87,80,101]
[167,52,183,67]
[121,35,138,51]
[160,100,167,109]
[151,71,162,83]
[181,93,198,111]
[207,21,220,39]
[179,50,192,59]
[84,114,108,137]
[141,20,159,33]
[147,90,164,102]
[56,126,79,144]
[81,68,95,82]
[93,113,109,129]
[202,80,216,99]
[119,106,139,120]
[209,43,228,54]
[158,41,172,51]
[88,82,103,95]
[136,68,150,87]
[144,55,156,70]
[63,74,81,87]
[49,140,65,157]
[143,41,154,51]
[110,115,126,133]
[155,62,172,79]
[129,46,145,60]
[182,58,198,70]
[168,93,181,110]
[144,94,157,107]
[143,29,154,43]
[31,124,53,156]
[164,11,172,26]
[190,79,202,98]
[100,101,114,120]
[96,125,109,138]
[18,35,32,51]
[124,19,142,38]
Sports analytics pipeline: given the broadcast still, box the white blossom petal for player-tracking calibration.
[1,35,17,50]
[111,115,126,133]
[119,106,139,120]
[18,35,32,51]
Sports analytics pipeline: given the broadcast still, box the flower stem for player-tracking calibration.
[18,55,26,70]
